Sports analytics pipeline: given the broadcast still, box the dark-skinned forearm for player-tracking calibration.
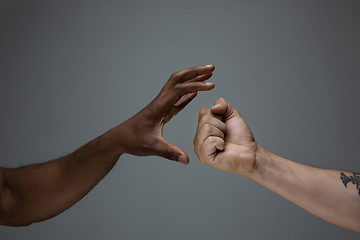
[1,129,122,226]
[0,65,216,226]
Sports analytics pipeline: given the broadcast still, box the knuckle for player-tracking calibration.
[173,83,181,90]
[203,123,213,133]
[218,97,226,102]
[200,108,209,116]
[174,84,185,96]
[171,72,180,79]
[202,114,212,123]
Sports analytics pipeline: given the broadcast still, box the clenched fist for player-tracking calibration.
[193,98,259,176]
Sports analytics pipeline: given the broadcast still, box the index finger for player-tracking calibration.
[161,65,215,93]
[198,108,223,123]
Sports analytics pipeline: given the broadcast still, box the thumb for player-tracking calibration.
[210,98,240,121]
[154,138,189,165]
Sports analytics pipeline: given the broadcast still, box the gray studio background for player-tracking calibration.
[1,0,360,239]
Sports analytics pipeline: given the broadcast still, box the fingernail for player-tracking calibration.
[205,65,213,67]
[177,155,186,164]
[205,82,214,86]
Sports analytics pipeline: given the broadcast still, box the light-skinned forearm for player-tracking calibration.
[1,130,123,226]
[248,145,360,232]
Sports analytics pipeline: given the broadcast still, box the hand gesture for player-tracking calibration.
[193,98,258,176]
[107,65,215,164]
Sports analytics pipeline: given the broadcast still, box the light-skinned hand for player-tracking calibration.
[193,98,258,175]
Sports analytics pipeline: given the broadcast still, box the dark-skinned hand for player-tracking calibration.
[103,65,215,164]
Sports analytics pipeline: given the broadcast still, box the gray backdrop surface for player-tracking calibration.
[1,0,360,239]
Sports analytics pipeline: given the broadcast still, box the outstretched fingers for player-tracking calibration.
[161,65,215,93]
[186,73,213,83]
[161,82,215,113]
[163,92,198,123]
[145,65,215,164]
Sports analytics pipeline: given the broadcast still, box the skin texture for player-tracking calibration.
[0,65,215,227]
[194,97,360,232]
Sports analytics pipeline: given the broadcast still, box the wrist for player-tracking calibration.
[97,126,126,157]
[247,144,273,181]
